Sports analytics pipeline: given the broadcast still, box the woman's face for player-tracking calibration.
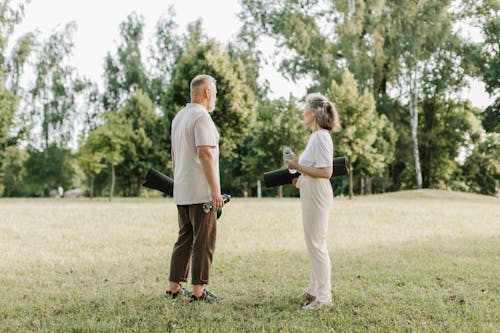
[303,107,315,127]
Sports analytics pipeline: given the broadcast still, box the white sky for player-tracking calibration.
[16,0,494,107]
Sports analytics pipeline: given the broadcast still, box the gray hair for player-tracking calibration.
[305,92,340,132]
[190,74,216,97]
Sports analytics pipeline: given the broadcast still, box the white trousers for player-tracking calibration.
[299,175,333,303]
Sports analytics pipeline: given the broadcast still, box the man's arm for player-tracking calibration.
[198,146,224,210]
[171,148,175,170]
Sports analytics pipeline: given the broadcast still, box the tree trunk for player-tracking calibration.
[365,178,372,194]
[409,78,423,189]
[109,163,115,202]
[278,185,283,198]
[348,159,354,199]
[257,179,261,198]
[90,177,94,199]
[359,177,365,195]
[243,182,248,198]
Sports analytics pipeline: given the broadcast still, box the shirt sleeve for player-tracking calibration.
[194,114,218,147]
[313,133,333,168]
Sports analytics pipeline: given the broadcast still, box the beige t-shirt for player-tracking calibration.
[298,129,333,168]
[171,103,220,205]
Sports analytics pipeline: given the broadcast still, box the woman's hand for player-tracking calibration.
[285,158,299,171]
[292,176,301,189]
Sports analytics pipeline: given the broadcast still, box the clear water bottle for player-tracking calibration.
[283,146,297,174]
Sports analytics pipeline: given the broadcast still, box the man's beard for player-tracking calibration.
[208,96,216,112]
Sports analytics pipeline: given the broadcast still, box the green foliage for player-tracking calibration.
[329,70,396,196]
[482,99,499,133]
[420,100,483,189]
[116,90,162,196]
[102,12,150,111]
[23,144,75,197]
[240,0,482,194]
[77,133,106,198]
[29,22,90,149]
[460,133,500,195]
[149,6,180,107]
[81,112,134,200]
[0,1,32,187]
[241,96,309,196]
[0,145,27,196]
[1,1,498,198]
[0,84,17,169]
[165,28,257,186]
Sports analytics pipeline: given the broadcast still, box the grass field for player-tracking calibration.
[1,189,499,332]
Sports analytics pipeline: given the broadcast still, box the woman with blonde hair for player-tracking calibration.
[285,92,340,310]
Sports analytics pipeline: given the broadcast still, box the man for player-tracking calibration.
[166,74,224,302]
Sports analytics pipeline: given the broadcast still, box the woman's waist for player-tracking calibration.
[300,174,331,182]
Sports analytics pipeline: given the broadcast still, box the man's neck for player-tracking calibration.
[191,99,208,111]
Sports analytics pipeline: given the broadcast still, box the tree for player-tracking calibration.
[460,133,500,195]
[102,12,149,111]
[329,70,396,198]
[81,112,133,201]
[1,145,27,196]
[23,144,75,197]
[148,6,181,108]
[165,22,257,184]
[0,0,33,191]
[77,135,105,198]
[420,100,482,189]
[240,0,481,193]
[28,22,90,149]
[115,90,160,196]
[0,85,17,173]
[99,13,168,196]
[242,96,309,197]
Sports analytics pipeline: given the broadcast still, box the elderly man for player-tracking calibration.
[166,74,224,302]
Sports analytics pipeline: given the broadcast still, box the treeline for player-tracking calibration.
[0,0,498,199]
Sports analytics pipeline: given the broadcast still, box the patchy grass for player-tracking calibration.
[0,190,499,332]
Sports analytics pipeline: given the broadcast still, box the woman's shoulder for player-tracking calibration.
[313,129,332,141]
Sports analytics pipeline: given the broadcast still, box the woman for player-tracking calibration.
[285,92,340,310]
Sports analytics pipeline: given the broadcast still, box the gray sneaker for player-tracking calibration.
[189,289,223,303]
[165,287,190,299]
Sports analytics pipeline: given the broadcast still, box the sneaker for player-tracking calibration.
[189,289,223,303]
[301,300,332,310]
[165,287,190,299]
[300,292,316,306]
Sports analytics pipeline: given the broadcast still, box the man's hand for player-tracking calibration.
[212,193,225,211]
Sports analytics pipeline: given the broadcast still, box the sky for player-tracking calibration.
[15,0,494,107]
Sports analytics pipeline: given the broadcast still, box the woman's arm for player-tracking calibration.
[286,159,332,179]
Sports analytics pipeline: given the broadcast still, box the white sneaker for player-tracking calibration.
[301,300,332,310]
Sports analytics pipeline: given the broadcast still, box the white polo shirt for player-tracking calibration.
[298,129,333,168]
[171,103,220,205]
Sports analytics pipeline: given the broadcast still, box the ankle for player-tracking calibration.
[192,285,204,297]
[192,290,205,298]
[169,282,181,294]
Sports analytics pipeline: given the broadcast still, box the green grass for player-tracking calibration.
[1,189,499,332]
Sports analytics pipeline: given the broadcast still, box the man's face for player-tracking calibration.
[208,83,217,113]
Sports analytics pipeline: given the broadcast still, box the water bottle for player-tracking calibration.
[283,146,297,174]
